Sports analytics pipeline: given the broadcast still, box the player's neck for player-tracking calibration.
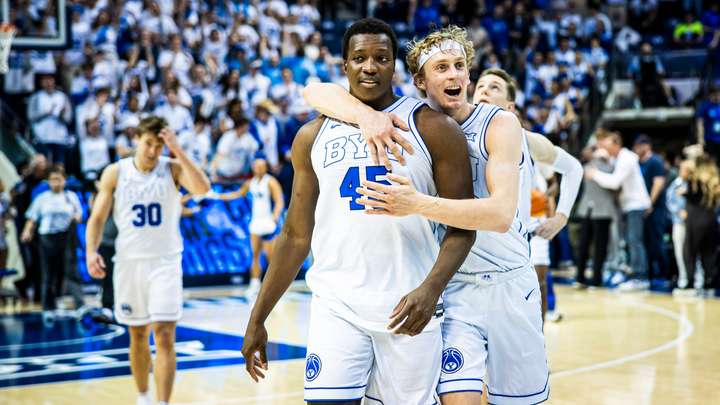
[428,98,474,125]
[133,156,157,173]
[350,90,398,112]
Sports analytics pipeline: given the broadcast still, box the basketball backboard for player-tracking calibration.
[1,0,70,49]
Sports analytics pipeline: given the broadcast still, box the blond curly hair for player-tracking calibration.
[406,25,475,77]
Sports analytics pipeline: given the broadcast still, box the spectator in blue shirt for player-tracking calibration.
[633,135,670,281]
[414,0,442,38]
[696,86,720,159]
[483,5,510,57]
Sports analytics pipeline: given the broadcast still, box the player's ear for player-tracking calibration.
[413,73,426,92]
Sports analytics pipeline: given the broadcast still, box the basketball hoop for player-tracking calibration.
[0,24,16,74]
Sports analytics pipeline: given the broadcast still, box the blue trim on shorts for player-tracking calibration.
[306,399,363,403]
[439,377,485,384]
[305,384,367,390]
[364,394,384,404]
[440,389,484,395]
[488,372,549,398]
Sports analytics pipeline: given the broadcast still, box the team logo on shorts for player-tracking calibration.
[121,303,132,315]
[305,353,322,382]
[442,348,464,374]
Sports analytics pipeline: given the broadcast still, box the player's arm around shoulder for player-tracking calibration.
[85,163,119,279]
[242,117,323,381]
[379,107,476,337]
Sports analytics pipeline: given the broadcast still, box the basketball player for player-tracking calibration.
[302,27,561,404]
[217,155,284,298]
[241,18,476,404]
[85,116,210,405]
[306,66,583,323]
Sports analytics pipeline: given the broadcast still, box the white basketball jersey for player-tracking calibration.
[113,157,183,260]
[249,174,274,222]
[458,103,532,274]
[307,96,440,331]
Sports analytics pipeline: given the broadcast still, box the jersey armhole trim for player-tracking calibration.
[479,106,501,161]
[408,102,433,166]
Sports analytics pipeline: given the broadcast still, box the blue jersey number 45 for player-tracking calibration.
[339,166,391,210]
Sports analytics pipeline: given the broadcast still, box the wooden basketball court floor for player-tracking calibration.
[1,285,718,405]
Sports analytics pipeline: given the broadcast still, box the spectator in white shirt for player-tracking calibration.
[76,86,116,146]
[178,117,212,170]
[158,34,194,86]
[270,68,303,104]
[27,74,73,164]
[250,100,281,171]
[241,60,271,109]
[154,87,194,133]
[79,116,111,187]
[20,166,82,318]
[585,131,651,290]
[140,1,178,40]
[212,116,260,182]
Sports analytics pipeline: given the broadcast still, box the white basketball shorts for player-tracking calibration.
[113,254,183,326]
[437,267,549,404]
[304,296,441,404]
[249,216,276,237]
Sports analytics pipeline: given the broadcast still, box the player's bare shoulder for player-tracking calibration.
[292,116,326,157]
[98,161,120,192]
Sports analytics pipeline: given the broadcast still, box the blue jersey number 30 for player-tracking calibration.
[339,166,390,210]
[131,203,162,227]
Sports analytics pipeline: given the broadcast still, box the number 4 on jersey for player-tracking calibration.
[339,166,391,211]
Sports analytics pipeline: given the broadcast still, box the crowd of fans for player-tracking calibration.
[0,0,719,303]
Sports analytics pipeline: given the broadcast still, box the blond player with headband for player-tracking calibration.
[303,26,564,404]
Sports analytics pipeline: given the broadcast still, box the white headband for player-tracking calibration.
[416,39,467,71]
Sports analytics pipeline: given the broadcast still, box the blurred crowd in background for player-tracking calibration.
[1,0,719,305]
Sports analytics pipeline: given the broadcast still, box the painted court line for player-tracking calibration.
[552,298,695,379]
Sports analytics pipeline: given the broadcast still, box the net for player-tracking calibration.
[0,24,16,74]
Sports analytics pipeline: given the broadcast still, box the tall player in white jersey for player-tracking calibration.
[302,27,579,404]
[473,69,583,321]
[85,116,210,405]
[241,19,476,404]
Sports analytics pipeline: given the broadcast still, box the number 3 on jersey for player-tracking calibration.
[132,203,162,227]
[339,166,391,210]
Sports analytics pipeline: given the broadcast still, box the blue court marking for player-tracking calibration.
[0,312,306,389]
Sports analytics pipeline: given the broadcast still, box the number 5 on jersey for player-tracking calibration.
[339,166,390,210]
[132,203,162,227]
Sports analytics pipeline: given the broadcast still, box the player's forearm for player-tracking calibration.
[175,148,211,194]
[302,82,370,125]
[650,178,666,205]
[85,216,103,254]
[248,232,310,325]
[422,228,475,294]
[552,147,583,217]
[415,193,515,232]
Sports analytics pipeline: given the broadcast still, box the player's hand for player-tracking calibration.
[358,111,413,170]
[535,213,568,240]
[241,321,269,382]
[584,166,596,180]
[86,251,106,279]
[356,173,422,216]
[388,284,440,336]
[20,229,33,243]
[158,127,181,153]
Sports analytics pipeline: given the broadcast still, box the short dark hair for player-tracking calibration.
[137,116,168,137]
[342,18,398,60]
[48,164,66,178]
